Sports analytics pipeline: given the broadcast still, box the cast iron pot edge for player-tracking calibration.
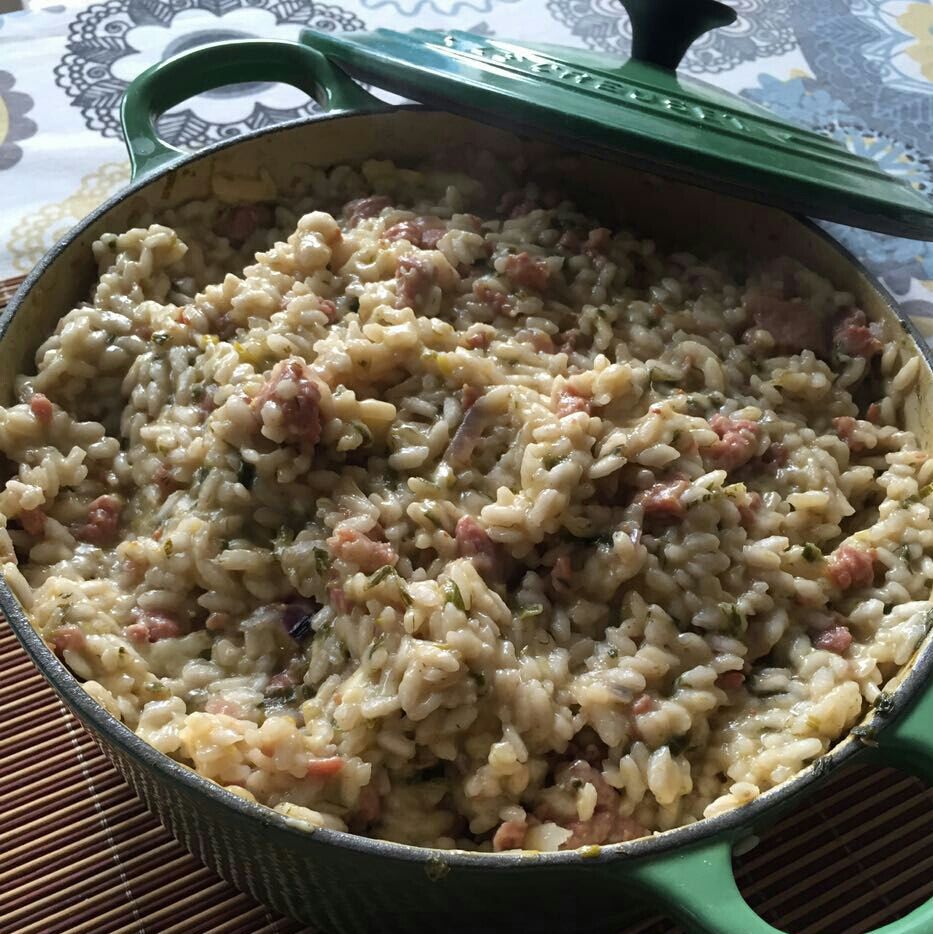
[2,103,933,925]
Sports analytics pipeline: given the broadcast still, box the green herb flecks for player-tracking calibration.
[366,565,412,606]
[443,580,465,611]
[718,603,747,637]
[313,547,331,575]
[801,543,822,562]
[517,604,544,620]
[542,453,569,470]
[686,395,706,414]
[367,565,395,588]
[367,631,388,659]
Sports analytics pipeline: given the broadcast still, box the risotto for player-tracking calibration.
[2,156,932,853]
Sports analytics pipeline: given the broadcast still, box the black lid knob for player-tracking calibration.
[620,0,738,71]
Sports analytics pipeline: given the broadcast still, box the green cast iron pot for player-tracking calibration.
[3,38,933,934]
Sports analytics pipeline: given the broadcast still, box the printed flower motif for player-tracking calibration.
[743,75,854,133]
[743,71,933,294]
[899,2,933,82]
[359,0,514,13]
[546,0,795,74]
[837,126,931,194]
[6,162,130,274]
[0,70,37,171]
[55,0,365,148]
[824,221,933,295]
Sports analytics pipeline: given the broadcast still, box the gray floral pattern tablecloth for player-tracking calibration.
[0,0,932,330]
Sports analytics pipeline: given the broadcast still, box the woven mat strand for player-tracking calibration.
[1,273,932,934]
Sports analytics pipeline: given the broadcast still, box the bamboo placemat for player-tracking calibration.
[1,272,932,934]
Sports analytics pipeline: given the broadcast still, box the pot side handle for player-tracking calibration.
[626,681,933,934]
[120,39,387,181]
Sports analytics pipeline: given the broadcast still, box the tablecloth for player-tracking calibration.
[0,0,932,329]
[2,3,933,934]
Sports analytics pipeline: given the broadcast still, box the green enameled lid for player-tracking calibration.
[301,0,933,241]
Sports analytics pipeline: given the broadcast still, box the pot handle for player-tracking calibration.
[120,39,387,181]
[627,681,933,934]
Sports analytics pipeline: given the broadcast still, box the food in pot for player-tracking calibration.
[2,158,931,851]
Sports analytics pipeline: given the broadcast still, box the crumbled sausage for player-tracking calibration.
[632,693,656,715]
[214,203,274,247]
[635,479,690,518]
[505,252,550,291]
[265,670,296,695]
[716,670,745,690]
[251,359,323,446]
[77,494,122,546]
[813,625,853,654]
[493,819,528,851]
[549,761,647,848]
[29,393,53,425]
[153,463,182,498]
[455,516,500,579]
[327,526,398,574]
[125,611,181,643]
[706,414,760,472]
[827,545,876,590]
[745,290,828,356]
[51,625,85,654]
[344,195,391,228]
[19,508,47,536]
[465,329,493,350]
[396,254,436,310]
[554,385,591,418]
[306,756,345,778]
[833,415,868,453]
[833,309,882,359]
[473,281,510,314]
[384,216,446,250]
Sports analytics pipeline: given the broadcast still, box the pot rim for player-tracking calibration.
[3,102,932,872]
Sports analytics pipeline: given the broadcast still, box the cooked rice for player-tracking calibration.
[2,157,932,852]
